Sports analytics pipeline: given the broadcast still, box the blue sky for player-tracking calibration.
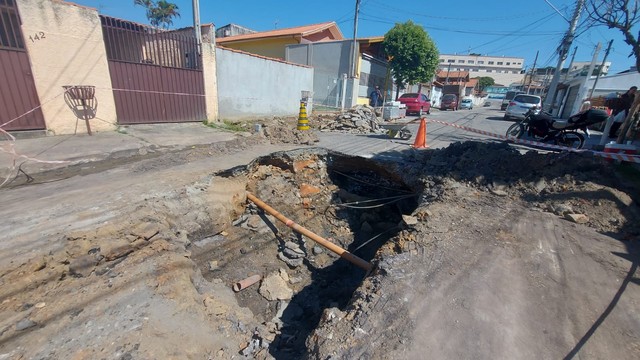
[72,0,634,74]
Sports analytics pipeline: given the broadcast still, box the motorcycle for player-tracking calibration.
[505,107,609,150]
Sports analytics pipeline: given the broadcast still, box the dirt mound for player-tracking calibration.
[261,118,319,145]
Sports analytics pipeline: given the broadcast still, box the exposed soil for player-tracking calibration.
[1,123,640,359]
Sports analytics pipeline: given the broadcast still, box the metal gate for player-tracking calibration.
[101,16,206,124]
[0,0,45,131]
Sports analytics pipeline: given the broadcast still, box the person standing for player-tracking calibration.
[370,86,382,107]
[609,86,637,138]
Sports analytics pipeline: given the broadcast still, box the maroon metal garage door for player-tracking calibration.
[101,16,206,124]
[0,0,45,131]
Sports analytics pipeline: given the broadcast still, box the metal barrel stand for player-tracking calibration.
[63,85,97,135]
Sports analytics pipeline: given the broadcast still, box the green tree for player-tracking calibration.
[134,0,180,29]
[382,21,439,99]
[476,76,495,92]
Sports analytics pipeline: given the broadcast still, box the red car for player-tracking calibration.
[398,93,431,116]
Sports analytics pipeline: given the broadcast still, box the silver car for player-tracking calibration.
[460,98,473,110]
[504,94,542,120]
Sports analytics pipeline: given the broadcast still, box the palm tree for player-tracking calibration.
[134,0,180,29]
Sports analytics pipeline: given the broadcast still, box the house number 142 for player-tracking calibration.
[29,32,46,42]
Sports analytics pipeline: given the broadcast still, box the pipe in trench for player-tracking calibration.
[233,274,262,292]
[246,192,373,272]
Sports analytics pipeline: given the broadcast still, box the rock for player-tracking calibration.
[15,319,37,331]
[208,260,219,271]
[402,215,418,226]
[300,183,321,197]
[69,255,99,277]
[533,178,547,193]
[278,268,289,282]
[278,252,303,268]
[565,213,589,224]
[551,203,573,216]
[259,272,293,301]
[245,215,264,230]
[34,302,46,309]
[490,189,508,197]
[284,241,304,254]
[283,248,304,259]
[293,159,316,173]
[312,246,323,255]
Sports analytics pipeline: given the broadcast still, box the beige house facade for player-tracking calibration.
[16,0,117,135]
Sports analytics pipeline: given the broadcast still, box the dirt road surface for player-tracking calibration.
[1,113,639,359]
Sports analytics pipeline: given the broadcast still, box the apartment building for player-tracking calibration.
[438,54,525,87]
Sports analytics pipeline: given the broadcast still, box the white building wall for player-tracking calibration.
[438,54,525,87]
[216,47,314,119]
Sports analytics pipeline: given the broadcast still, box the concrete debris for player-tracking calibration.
[259,271,293,301]
[402,215,419,226]
[549,203,574,216]
[318,105,384,134]
[565,213,589,224]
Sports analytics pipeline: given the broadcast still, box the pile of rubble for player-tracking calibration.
[317,105,384,134]
[261,118,319,145]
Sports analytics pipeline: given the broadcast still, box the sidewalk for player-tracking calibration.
[1,123,239,175]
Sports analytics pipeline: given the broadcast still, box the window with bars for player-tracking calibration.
[0,0,25,50]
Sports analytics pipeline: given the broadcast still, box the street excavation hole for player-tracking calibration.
[192,150,419,358]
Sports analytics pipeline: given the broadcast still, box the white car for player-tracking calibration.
[460,98,473,110]
[504,94,542,120]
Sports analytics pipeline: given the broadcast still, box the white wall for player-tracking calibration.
[216,47,314,119]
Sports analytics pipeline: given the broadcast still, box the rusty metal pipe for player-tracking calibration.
[233,274,262,292]
[246,192,373,272]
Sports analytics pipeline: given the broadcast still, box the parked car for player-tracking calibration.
[460,98,473,110]
[504,94,542,120]
[440,94,458,111]
[398,93,431,116]
[501,91,525,110]
[483,101,492,107]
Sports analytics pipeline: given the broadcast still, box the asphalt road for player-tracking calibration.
[316,102,518,158]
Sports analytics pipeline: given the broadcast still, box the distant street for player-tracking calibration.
[316,101,518,158]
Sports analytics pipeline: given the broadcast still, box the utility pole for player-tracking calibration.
[543,0,585,114]
[589,40,613,99]
[351,0,361,78]
[563,47,578,82]
[527,51,539,94]
[192,0,202,50]
[445,63,451,84]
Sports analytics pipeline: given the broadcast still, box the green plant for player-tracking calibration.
[134,0,180,29]
[204,120,250,132]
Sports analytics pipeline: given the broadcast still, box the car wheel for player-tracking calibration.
[503,114,510,120]
[426,108,430,114]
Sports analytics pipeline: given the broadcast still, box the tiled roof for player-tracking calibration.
[217,21,342,43]
[437,70,470,79]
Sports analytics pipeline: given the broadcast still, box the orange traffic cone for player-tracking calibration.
[412,117,428,149]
